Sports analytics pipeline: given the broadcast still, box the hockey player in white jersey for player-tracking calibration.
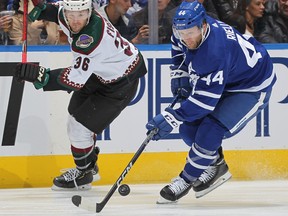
[146,0,276,203]
[14,0,147,190]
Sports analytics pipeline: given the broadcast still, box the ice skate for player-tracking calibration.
[91,163,101,182]
[52,146,100,190]
[193,158,232,198]
[157,176,193,204]
[52,162,100,189]
[52,168,93,191]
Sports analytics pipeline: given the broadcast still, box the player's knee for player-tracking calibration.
[180,133,194,147]
[67,114,94,148]
[195,116,227,151]
[179,122,198,147]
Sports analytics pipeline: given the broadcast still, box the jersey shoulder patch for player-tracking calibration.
[69,12,104,55]
[71,12,104,55]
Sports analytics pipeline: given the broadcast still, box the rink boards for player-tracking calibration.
[0,44,288,188]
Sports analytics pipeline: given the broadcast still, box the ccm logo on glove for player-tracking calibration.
[37,66,46,82]
[163,111,182,128]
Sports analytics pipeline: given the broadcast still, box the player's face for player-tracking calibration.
[177,26,203,49]
[115,0,132,15]
[64,9,89,33]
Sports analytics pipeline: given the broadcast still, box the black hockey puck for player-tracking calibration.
[118,184,130,196]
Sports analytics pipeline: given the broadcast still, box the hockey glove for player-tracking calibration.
[170,70,192,102]
[15,63,50,90]
[29,0,46,22]
[146,107,182,141]
[12,0,20,12]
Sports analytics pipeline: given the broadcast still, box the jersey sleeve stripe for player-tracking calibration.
[194,90,222,98]
[188,96,215,111]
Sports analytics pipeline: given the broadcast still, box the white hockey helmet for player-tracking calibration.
[62,0,93,33]
[62,0,93,12]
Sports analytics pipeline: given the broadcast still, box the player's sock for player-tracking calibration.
[92,146,101,182]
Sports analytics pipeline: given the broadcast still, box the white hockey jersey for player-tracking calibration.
[57,7,139,90]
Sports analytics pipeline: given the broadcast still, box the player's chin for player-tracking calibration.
[71,26,81,34]
[187,44,197,49]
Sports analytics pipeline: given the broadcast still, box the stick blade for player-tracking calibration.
[71,195,97,212]
[96,202,105,213]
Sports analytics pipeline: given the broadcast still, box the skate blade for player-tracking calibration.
[51,183,92,191]
[195,171,232,198]
[156,196,178,204]
[92,173,101,182]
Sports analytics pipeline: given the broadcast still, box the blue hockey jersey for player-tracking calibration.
[171,16,276,122]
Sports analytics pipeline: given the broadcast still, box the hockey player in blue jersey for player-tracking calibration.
[146,0,276,203]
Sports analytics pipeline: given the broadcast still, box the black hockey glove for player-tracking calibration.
[15,63,50,90]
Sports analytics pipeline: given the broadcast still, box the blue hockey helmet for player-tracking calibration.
[173,1,206,31]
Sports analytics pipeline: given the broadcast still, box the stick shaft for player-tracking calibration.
[95,95,179,213]
[95,130,156,212]
[22,0,28,63]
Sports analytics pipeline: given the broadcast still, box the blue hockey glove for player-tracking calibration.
[146,107,182,141]
[170,70,192,102]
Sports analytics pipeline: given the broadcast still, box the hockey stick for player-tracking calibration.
[71,95,179,213]
[22,0,28,63]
